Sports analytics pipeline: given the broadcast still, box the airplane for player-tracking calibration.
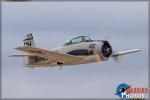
[11,33,141,69]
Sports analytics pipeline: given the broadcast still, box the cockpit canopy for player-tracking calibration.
[63,35,92,46]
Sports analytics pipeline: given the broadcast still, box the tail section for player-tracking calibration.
[22,33,36,67]
[11,33,45,68]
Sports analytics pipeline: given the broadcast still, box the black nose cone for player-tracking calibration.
[101,42,112,58]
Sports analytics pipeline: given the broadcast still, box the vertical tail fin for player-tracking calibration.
[23,33,35,47]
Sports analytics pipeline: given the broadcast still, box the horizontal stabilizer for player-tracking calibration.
[10,54,34,57]
[10,41,35,57]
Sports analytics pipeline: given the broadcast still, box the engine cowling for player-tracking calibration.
[99,41,112,60]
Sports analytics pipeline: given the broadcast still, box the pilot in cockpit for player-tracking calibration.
[63,35,92,46]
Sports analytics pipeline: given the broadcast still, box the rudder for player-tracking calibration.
[23,33,35,47]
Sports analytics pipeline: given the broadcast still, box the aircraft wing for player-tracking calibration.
[15,46,83,63]
[112,49,141,57]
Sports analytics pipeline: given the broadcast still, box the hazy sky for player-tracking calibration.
[2,1,148,99]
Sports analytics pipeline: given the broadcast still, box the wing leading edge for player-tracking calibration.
[15,46,83,64]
